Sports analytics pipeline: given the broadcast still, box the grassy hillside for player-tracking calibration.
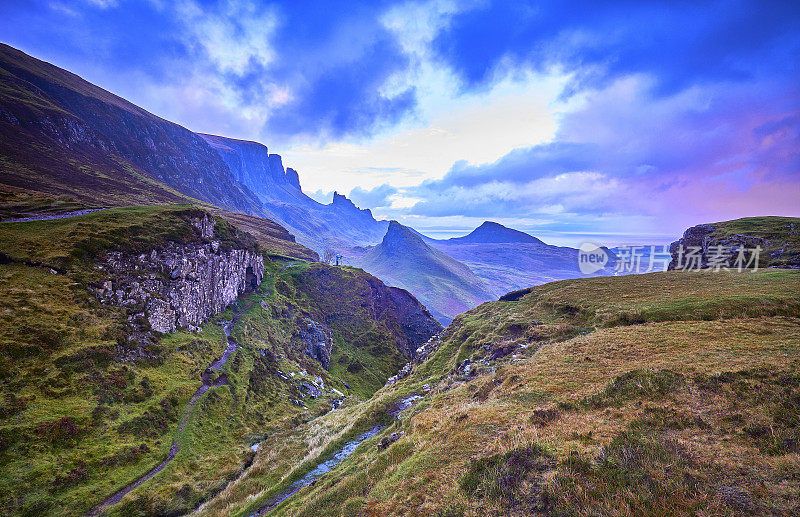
[0,43,264,215]
[670,216,800,269]
[708,216,800,268]
[199,269,800,516]
[0,207,434,516]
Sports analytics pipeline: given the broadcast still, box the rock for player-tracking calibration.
[668,223,771,270]
[379,432,402,449]
[297,319,333,369]
[95,219,264,338]
[300,381,322,398]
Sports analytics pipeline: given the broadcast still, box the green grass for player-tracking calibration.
[705,216,800,268]
[199,270,800,516]
[0,204,255,271]
[0,207,428,516]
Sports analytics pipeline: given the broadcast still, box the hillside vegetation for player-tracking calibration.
[203,269,800,516]
[0,207,436,516]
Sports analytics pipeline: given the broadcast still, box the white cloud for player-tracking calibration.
[278,0,571,195]
[175,0,278,75]
[84,0,118,8]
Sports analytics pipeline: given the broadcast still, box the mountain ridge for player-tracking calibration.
[354,220,493,324]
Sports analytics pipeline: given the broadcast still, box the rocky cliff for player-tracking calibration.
[198,133,302,196]
[94,215,264,338]
[197,134,389,254]
[668,216,800,270]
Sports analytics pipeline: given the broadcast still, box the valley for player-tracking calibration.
[0,34,798,517]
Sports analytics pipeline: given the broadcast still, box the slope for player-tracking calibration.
[0,206,439,516]
[428,221,613,297]
[0,43,263,214]
[199,133,389,254]
[207,268,800,516]
[353,221,494,324]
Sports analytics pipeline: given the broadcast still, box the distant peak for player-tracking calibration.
[449,221,544,244]
[380,221,429,254]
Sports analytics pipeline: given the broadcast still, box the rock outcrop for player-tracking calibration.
[668,218,800,270]
[95,216,264,337]
[296,318,333,369]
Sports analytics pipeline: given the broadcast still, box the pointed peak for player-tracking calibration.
[449,221,544,244]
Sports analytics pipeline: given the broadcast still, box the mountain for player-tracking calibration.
[428,221,610,297]
[198,134,388,254]
[0,43,265,215]
[353,221,494,323]
[443,220,545,244]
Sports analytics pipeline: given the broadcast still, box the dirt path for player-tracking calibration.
[1,208,109,223]
[87,311,245,516]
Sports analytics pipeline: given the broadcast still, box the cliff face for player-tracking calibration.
[95,216,265,337]
[198,134,389,254]
[668,217,800,270]
[198,133,302,196]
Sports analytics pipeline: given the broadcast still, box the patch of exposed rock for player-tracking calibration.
[94,216,264,343]
[296,318,333,369]
[668,221,799,270]
[385,333,442,386]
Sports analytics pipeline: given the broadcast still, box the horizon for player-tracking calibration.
[1,1,798,240]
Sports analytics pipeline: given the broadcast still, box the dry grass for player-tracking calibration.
[208,270,800,516]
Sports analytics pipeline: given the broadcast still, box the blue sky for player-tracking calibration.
[1,0,798,244]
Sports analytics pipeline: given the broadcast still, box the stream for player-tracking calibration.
[87,317,240,516]
[248,393,423,516]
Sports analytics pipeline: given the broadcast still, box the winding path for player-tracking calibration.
[1,208,109,223]
[87,314,243,516]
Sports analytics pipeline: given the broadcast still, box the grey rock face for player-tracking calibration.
[668,224,768,270]
[296,318,333,369]
[95,221,264,335]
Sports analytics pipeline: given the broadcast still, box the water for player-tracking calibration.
[250,426,382,516]
[249,392,425,516]
[391,394,423,418]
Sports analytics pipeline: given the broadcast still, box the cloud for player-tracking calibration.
[84,0,118,8]
[347,184,398,209]
[432,1,800,96]
[175,0,278,76]
[395,72,800,236]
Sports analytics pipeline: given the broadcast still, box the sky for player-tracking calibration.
[1,0,799,245]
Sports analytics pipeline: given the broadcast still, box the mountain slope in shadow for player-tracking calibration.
[199,133,388,254]
[354,221,494,324]
[428,221,609,297]
[0,43,263,214]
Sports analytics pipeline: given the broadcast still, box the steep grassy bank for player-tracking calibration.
[212,270,800,516]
